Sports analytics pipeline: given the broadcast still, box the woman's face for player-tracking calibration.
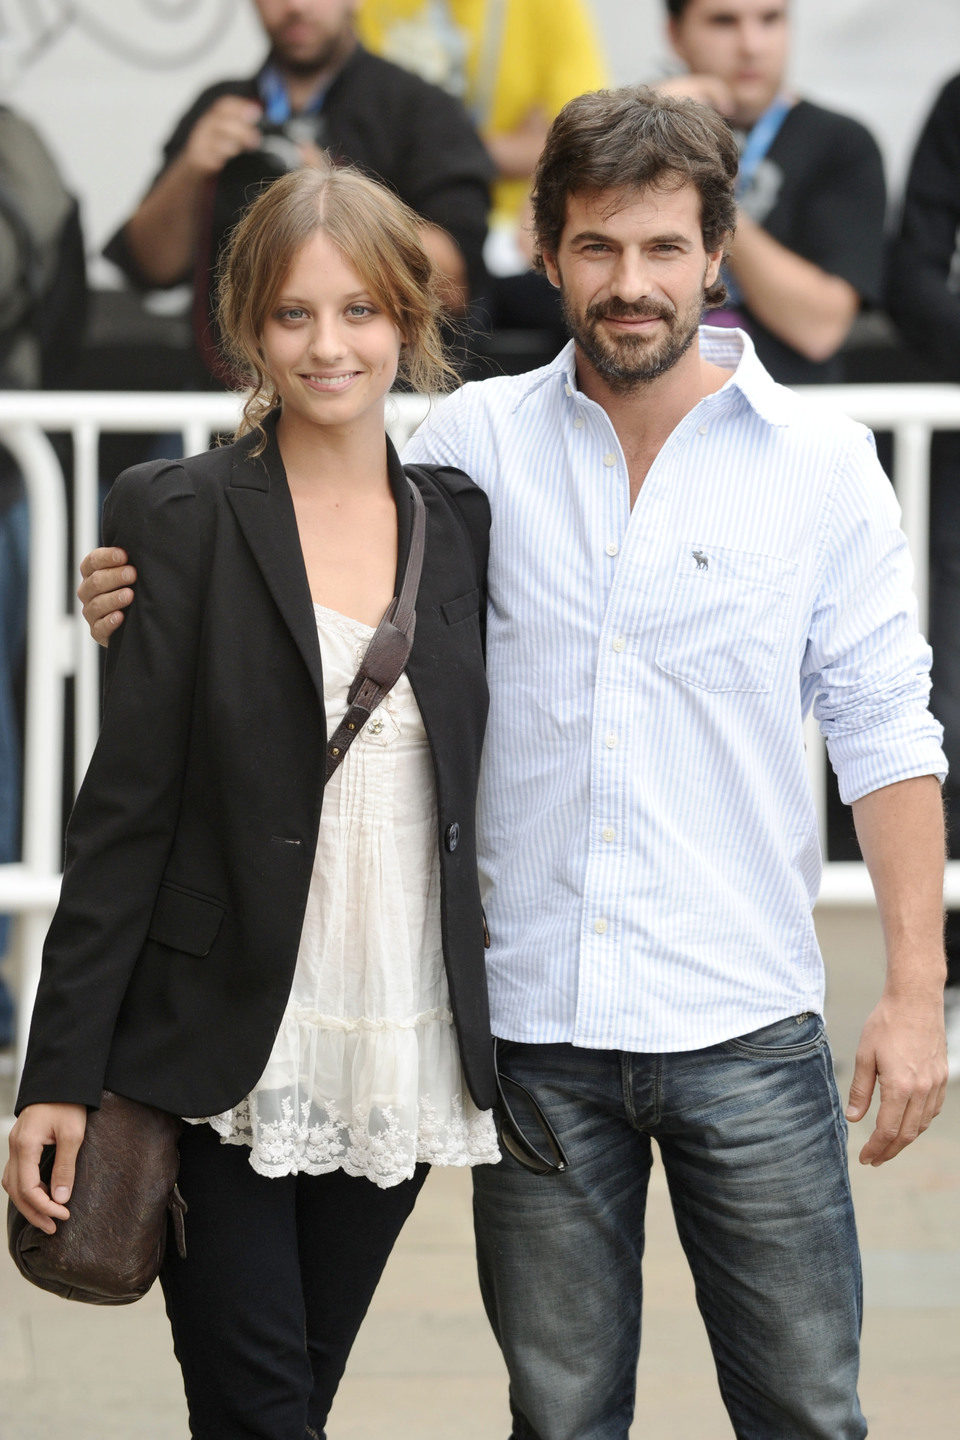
[259,229,402,439]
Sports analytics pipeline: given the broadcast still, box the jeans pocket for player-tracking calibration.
[723,1012,825,1058]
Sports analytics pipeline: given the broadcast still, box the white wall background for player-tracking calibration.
[3,0,960,284]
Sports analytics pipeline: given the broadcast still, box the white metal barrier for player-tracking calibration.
[1,383,959,1075]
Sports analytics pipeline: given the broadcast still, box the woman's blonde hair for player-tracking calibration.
[217,160,457,445]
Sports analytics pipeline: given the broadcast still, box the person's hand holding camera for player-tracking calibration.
[183,95,264,179]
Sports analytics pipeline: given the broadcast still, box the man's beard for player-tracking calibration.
[269,26,353,77]
[561,292,703,394]
[276,43,342,75]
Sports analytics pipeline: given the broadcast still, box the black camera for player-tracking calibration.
[256,115,328,173]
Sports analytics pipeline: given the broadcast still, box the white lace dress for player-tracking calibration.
[196,602,500,1187]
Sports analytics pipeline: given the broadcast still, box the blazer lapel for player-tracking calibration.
[225,423,325,706]
[226,427,421,710]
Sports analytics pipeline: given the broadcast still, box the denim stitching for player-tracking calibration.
[620,1051,640,1128]
[653,1053,663,1126]
[817,1034,853,1175]
[722,1013,826,1060]
[620,1051,663,1128]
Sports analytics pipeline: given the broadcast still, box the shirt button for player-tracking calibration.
[605,732,617,749]
[612,636,625,652]
[573,416,585,429]
[594,917,608,934]
[564,383,573,397]
[605,541,619,557]
[697,423,708,435]
[603,453,617,467]
[601,827,615,842]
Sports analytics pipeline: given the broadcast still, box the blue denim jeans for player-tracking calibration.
[473,1017,865,1440]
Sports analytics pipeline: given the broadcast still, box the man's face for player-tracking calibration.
[542,182,724,395]
[254,0,360,73]
[669,0,789,126]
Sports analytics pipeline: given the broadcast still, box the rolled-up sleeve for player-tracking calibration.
[804,433,946,803]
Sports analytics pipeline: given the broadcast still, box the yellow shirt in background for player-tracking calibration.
[357,0,609,229]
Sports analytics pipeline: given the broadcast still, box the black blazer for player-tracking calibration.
[17,423,495,1115]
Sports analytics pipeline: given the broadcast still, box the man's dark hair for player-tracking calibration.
[531,85,739,306]
[663,0,689,14]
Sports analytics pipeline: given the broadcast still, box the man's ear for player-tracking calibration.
[705,243,725,292]
[542,252,561,289]
[666,17,686,64]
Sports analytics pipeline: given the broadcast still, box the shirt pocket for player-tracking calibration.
[655,543,797,694]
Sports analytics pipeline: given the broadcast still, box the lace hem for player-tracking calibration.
[196,1090,501,1189]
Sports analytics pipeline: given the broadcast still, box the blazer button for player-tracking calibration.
[445,822,460,852]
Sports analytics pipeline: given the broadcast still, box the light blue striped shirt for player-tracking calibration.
[403,328,946,1051]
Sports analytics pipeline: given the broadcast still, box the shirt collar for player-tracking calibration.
[257,46,361,122]
[511,340,579,412]
[258,64,323,124]
[513,327,793,428]
[515,328,793,428]
[697,325,794,427]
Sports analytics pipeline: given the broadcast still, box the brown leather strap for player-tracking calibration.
[324,475,426,785]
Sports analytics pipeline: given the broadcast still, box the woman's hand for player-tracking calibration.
[2,1102,88,1232]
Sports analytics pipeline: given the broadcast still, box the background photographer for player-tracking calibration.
[655,0,886,384]
[103,0,492,383]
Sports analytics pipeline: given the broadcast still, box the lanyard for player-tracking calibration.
[736,94,792,197]
[717,94,792,311]
[258,64,328,126]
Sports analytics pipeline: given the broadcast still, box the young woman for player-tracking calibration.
[3,162,499,1438]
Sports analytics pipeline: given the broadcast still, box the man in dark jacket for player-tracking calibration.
[104,0,493,381]
[655,0,886,384]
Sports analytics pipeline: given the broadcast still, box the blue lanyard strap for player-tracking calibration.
[258,64,328,125]
[736,94,792,196]
[716,95,792,313]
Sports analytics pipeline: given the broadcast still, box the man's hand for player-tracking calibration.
[78,547,136,647]
[485,107,551,181]
[2,1103,88,1233]
[121,96,262,285]
[181,95,263,178]
[846,989,948,1165]
[847,775,948,1164]
[655,73,736,117]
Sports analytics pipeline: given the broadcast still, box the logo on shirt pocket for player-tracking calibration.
[655,542,797,693]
